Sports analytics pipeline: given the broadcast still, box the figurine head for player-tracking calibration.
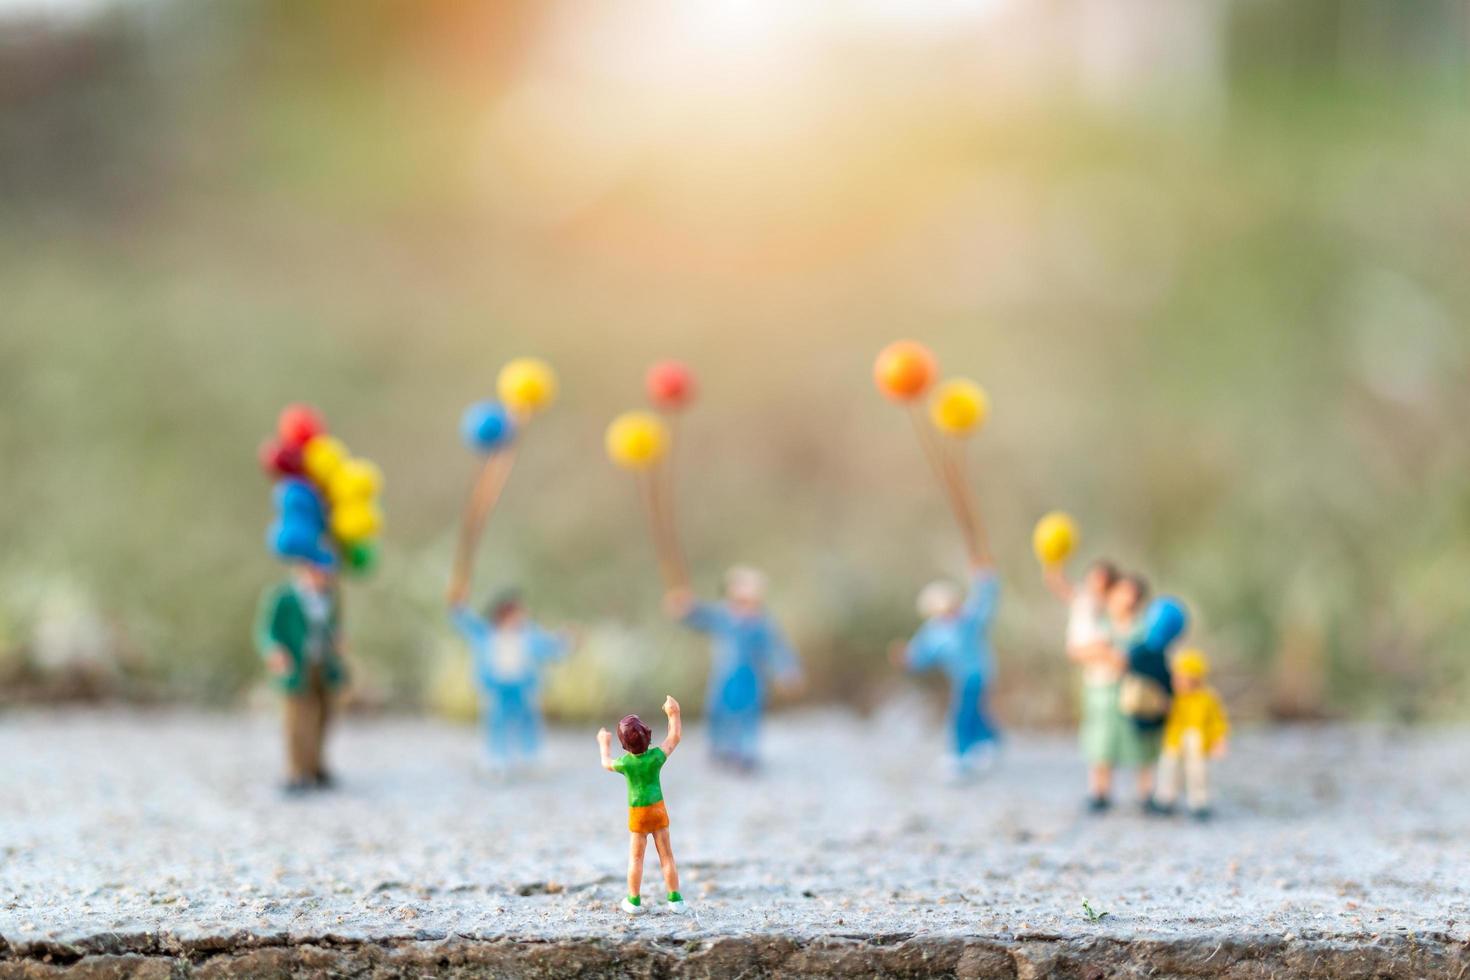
[293,558,336,593]
[1083,560,1120,600]
[486,588,526,628]
[917,581,961,620]
[617,714,653,755]
[1106,573,1149,623]
[724,565,767,616]
[1170,647,1209,691]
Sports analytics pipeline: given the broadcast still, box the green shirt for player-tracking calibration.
[612,747,667,807]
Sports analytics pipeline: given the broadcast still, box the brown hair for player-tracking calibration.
[1088,560,1121,589]
[617,714,652,755]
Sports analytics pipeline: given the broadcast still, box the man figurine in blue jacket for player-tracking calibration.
[664,566,802,771]
[448,582,574,772]
[893,558,1002,780]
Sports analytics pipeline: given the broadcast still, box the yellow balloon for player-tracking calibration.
[930,378,989,435]
[1032,511,1078,566]
[302,435,349,485]
[497,358,558,415]
[331,500,382,543]
[605,411,669,470]
[328,458,382,503]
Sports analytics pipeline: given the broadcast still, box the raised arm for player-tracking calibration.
[1043,565,1074,603]
[660,695,682,756]
[597,727,617,771]
[960,569,1000,628]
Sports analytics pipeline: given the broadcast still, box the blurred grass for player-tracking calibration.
[1,0,1468,723]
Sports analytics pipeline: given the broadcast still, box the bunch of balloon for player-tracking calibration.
[258,404,383,576]
[606,360,697,589]
[873,341,990,564]
[450,358,557,598]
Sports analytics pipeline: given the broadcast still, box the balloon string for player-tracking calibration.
[637,466,686,590]
[450,447,518,599]
[940,432,989,565]
[907,403,980,565]
[656,412,689,589]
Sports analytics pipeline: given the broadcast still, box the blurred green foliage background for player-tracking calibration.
[1,0,1467,724]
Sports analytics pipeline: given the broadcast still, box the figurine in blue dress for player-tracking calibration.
[665,566,802,770]
[894,560,1002,778]
[448,586,573,771]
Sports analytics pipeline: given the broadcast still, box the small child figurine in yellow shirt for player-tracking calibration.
[1153,649,1229,820]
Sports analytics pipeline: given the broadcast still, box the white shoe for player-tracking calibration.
[667,898,688,914]
[621,897,643,915]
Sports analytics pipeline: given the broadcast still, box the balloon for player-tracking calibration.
[497,358,558,415]
[873,341,938,403]
[1142,597,1189,652]
[258,439,304,479]
[645,360,696,411]
[929,378,989,436]
[330,500,383,543]
[605,411,669,470]
[302,434,349,485]
[1032,512,1078,566]
[343,539,379,576]
[277,404,325,449]
[274,478,326,528]
[460,401,517,453]
[270,520,323,562]
[328,459,382,504]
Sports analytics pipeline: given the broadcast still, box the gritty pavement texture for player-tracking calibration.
[1,706,1468,977]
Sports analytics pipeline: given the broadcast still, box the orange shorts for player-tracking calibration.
[628,800,669,834]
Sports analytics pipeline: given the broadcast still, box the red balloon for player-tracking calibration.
[258,438,305,478]
[645,360,696,410]
[277,404,325,449]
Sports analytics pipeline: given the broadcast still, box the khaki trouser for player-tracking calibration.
[284,666,333,782]
[1155,729,1209,810]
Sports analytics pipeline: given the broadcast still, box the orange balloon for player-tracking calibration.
[873,341,938,402]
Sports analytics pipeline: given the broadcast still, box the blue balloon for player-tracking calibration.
[274,479,325,528]
[460,401,516,453]
[1141,596,1188,652]
[268,520,336,568]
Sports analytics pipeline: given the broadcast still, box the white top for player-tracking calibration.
[1067,593,1107,650]
[490,630,530,681]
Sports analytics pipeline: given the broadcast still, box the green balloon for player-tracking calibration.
[345,539,378,576]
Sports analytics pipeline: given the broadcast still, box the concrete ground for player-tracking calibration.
[1,705,1467,977]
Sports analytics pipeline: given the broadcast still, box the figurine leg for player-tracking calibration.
[651,828,681,897]
[313,671,333,783]
[1154,749,1181,808]
[484,692,512,769]
[516,698,543,764]
[627,832,649,901]
[284,683,320,789]
[1183,733,1209,813]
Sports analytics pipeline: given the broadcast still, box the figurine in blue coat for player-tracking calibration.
[448,587,573,771]
[894,560,1002,779]
[664,566,802,771]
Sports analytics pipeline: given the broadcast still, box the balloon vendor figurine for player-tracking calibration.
[255,404,384,794]
[598,696,686,915]
[1152,649,1229,820]
[879,342,1002,778]
[448,359,573,773]
[610,365,801,771]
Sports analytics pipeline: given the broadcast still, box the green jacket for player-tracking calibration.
[254,581,347,694]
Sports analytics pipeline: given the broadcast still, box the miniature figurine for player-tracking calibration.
[1153,648,1229,820]
[1121,594,1189,813]
[664,567,801,771]
[255,556,347,794]
[448,578,573,773]
[1073,572,1156,812]
[892,558,1002,779]
[598,696,686,915]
